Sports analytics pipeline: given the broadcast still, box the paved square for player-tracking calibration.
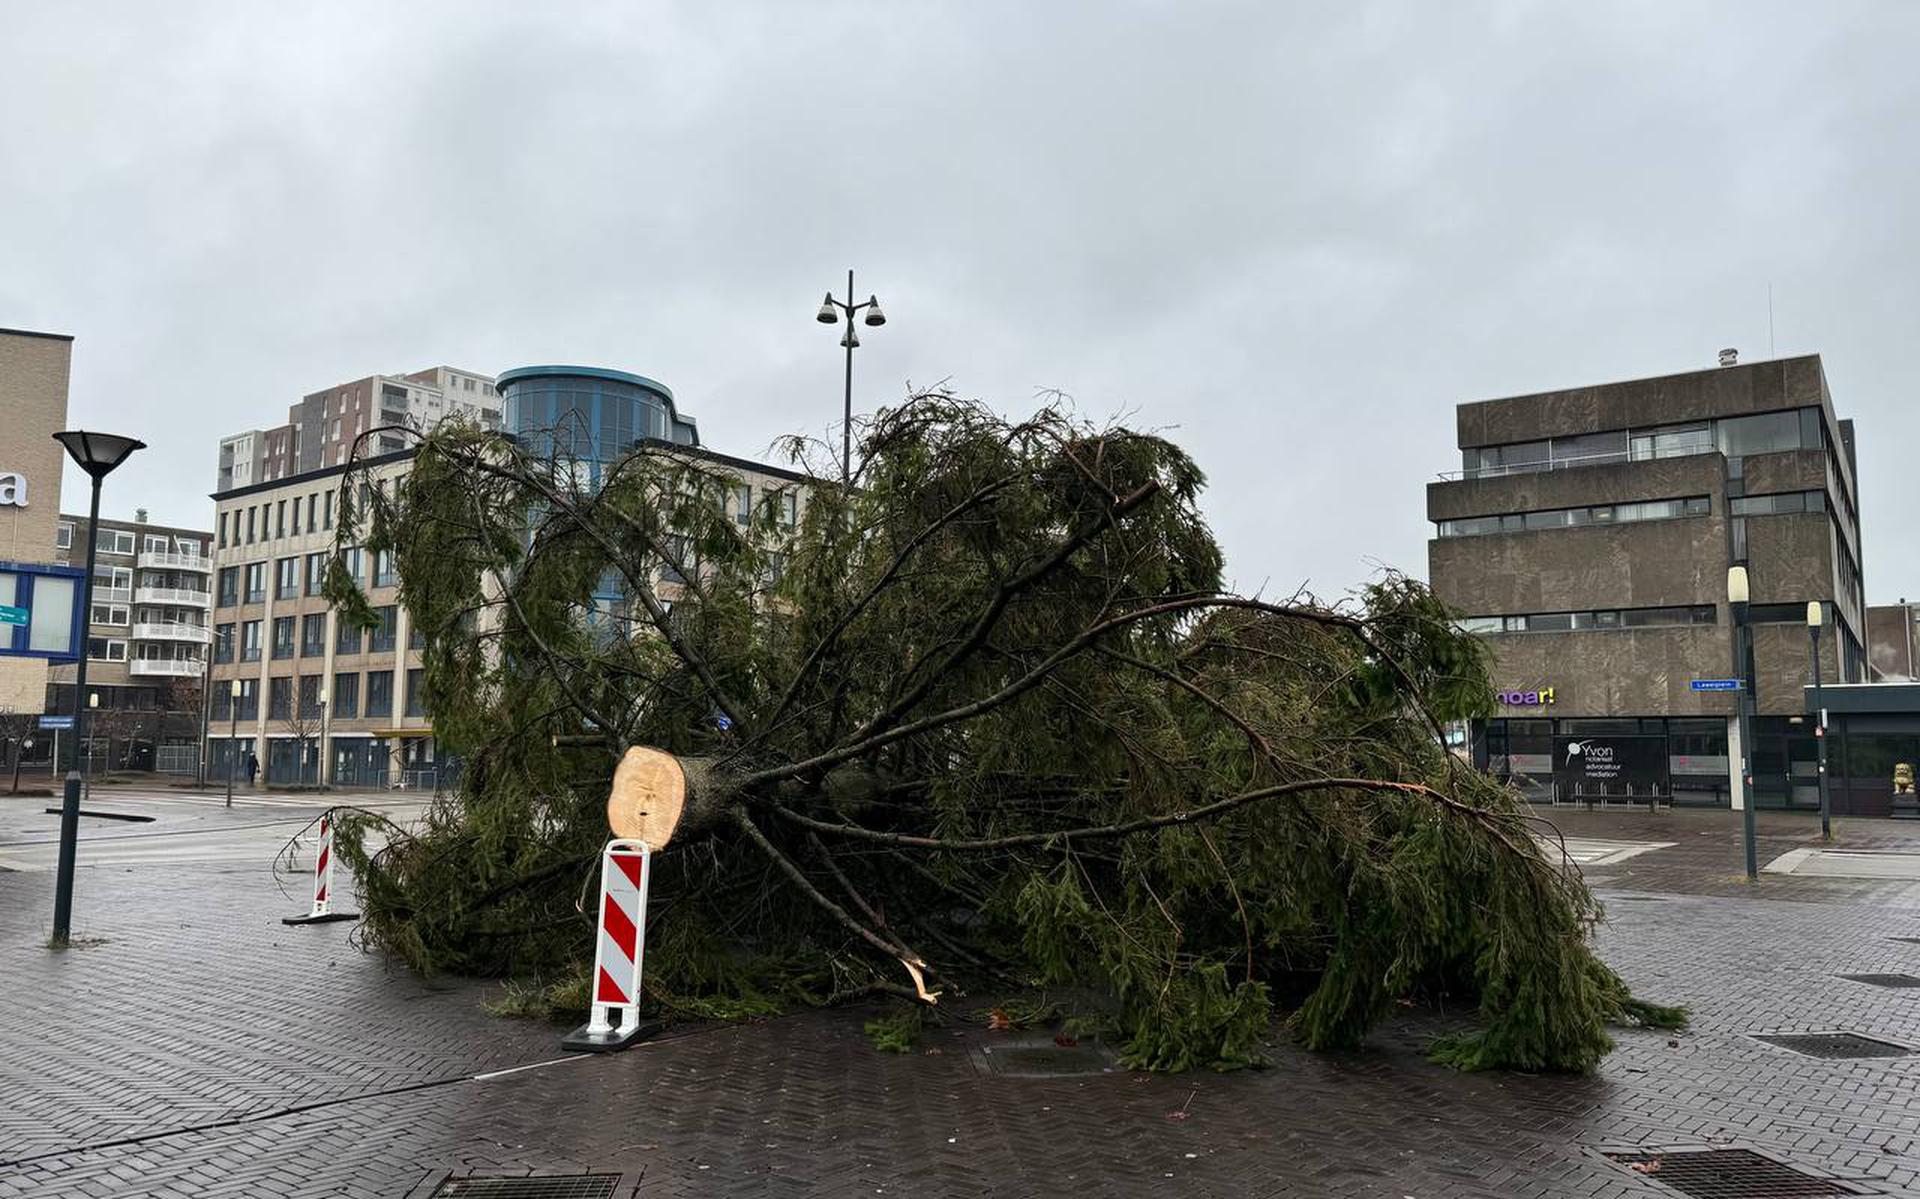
[5,799,1920,1196]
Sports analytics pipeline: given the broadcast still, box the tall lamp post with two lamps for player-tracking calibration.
[49,429,145,945]
[815,271,886,483]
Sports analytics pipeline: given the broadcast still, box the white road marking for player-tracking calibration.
[1534,836,1677,867]
[1764,848,1920,880]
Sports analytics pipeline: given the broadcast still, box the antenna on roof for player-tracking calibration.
[1768,282,1776,358]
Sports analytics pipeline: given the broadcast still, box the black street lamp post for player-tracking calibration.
[815,270,887,484]
[50,429,145,945]
[1729,565,1758,881]
[1808,601,1833,841]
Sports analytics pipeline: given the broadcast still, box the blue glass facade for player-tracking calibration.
[497,365,698,462]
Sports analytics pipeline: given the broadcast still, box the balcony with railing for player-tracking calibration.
[93,586,134,606]
[135,585,213,607]
[137,551,212,573]
[128,657,204,678]
[131,622,214,644]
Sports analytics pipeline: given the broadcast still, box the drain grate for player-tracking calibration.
[431,1176,624,1199]
[1605,1149,1852,1196]
[1753,1032,1914,1059]
[1838,973,1920,988]
[969,1034,1118,1078]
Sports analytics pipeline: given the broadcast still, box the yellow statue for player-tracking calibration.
[1896,762,1915,796]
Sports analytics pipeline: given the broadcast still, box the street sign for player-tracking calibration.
[1690,678,1745,692]
[38,714,73,730]
[0,605,26,625]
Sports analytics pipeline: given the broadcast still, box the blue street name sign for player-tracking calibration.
[1690,678,1745,692]
[38,715,74,730]
[0,605,27,625]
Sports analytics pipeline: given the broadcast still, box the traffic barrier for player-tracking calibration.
[562,838,658,1052]
[283,809,358,926]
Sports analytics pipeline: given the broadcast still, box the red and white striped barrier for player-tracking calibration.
[562,838,656,1052]
[283,809,358,926]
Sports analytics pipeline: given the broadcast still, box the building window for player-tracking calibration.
[275,556,299,599]
[298,675,323,719]
[365,670,393,718]
[90,603,130,626]
[213,622,235,663]
[306,552,327,596]
[246,507,256,543]
[87,637,129,662]
[405,668,427,718]
[217,567,239,607]
[1437,496,1711,539]
[301,613,326,656]
[733,484,752,525]
[373,550,397,588]
[332,672,359,717]
[779,491,797,528]
[216,513,227,548]
[276,500,286,539]
[143,534,169,554]
[95,529,136,555]
[323,490,334,530]
[289,499,301,537]
[271,616,295,659]
[1729,490,1827,517]
[339,547,362,584]
[268,676,292,720]
[337,619,364,656]
[57,522,74,550]
[241,619,263,662]
[244,563,266,603]
[306,494,317,531]
[1464,605,1719,634]
[237,679,259,721]
[409,623,427,650]
[370,605,398,653]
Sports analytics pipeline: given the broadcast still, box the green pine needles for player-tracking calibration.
[321,391,1682,1073]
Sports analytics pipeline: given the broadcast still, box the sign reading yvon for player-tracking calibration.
[1495,686,1554,707]
[0,472,25,508]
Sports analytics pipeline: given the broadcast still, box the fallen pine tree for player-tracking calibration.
[323,391,1682,1072]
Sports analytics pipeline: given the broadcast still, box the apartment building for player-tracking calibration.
[1428,352,1866,811]
[0,327,76,718]
[48,511,213,768]
[206,363,808,788]
[216,365,499,490]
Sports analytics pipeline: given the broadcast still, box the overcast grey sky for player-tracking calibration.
[3,2,1915,601]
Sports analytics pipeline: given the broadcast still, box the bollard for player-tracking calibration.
[562,838,658,1052]
[283,809,358,925]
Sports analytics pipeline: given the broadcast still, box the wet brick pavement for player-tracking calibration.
[5,806,1920,1196]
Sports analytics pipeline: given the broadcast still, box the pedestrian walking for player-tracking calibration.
[246,751,258,787]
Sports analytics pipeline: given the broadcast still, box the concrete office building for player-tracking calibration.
[1868,600,1920,683]
[217,366,499,490]
[48,511,213,770]
[1429,353,1866,811]
[207,364,806,787]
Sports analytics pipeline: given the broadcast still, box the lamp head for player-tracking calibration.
[815,293,838,324]
[229,679,242,698]
[1726,565,1750,605]
[863,296,886,327]
[53,430,146,479]
[840,327,860,349]
[1807,600,1825,628]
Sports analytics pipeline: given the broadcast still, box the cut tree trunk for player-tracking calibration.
[606,748,739,847]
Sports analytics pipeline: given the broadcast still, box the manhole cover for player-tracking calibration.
[969,1035,1117,1078]
[1838,973,1920,988]
[431,1176,625,1199]
[1605,1149,1853,1196]
[1753,1032,1914,1059]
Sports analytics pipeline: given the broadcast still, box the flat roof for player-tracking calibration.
[0,326,74,342]
[1463,353,1823,409]
[495,364,675,400]
[210,436,818,501]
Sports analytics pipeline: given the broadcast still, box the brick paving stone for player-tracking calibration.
[7,811,1920,1195]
